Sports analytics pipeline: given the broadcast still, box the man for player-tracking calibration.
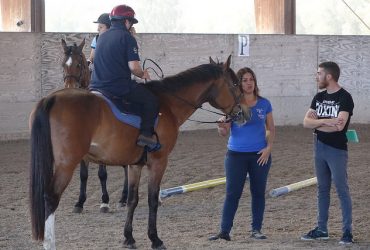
[301,61,354,244]
[90,4,160,149]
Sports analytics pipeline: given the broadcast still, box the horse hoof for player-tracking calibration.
[151,239,165,250]
[123,240,136,249]
[152,244,166,250]
[100,203,110,213]
[72,206,83,213]
[118,202,127,208]
[100,207,109,213]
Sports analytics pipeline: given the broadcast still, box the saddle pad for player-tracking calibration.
[91,91,151,129]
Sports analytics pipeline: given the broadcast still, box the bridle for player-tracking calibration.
[142,59,244,124]
[63,47,87,89]
[187,77,244,124]
[223,76,244,123]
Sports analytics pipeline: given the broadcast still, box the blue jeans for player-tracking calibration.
[220,150,271,233]
[314,136,352,233]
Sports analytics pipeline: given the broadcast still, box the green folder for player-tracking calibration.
[346,129,359,143]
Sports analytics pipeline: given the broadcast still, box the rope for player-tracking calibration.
[341,0,370,31]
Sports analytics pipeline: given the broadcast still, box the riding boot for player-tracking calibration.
[136,129,161,151]
[136,134,157,148]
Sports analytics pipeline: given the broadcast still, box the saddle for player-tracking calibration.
[90,90,160,152]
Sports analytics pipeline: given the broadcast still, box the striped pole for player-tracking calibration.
[269,177,317,197]
[160,177,226,199]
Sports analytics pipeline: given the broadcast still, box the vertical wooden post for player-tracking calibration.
[254,0,295,34]
[31,0,45,32]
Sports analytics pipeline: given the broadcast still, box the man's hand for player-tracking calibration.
[322,117,344,127]
[307,110,318,119]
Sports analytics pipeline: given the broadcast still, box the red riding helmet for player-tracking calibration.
[110,5,138,24]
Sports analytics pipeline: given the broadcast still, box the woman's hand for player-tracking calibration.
[257,146,271,166]
[217,116,231,136]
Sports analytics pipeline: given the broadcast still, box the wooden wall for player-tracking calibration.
[1,0,31,31]
[0,0,45,32]
[0,32,369,140]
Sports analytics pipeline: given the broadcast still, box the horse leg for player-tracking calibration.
[147,164,166,249]
[98,164,110,213]
[43,166,75,250]
[123,165,143,249]
[119,165,129,207]
[73,160,89,213]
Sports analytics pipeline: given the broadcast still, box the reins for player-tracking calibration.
[142,58,164,79]
[142,58,240,124]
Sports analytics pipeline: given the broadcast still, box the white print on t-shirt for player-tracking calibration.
[316,100,339,118]
[256,108,265,119]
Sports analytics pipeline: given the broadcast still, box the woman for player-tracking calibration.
[88,13,111,70]
[209,67,275,241]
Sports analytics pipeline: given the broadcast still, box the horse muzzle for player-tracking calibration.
[228,104,252,126]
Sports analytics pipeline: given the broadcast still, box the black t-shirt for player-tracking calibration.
[310,88,354,150]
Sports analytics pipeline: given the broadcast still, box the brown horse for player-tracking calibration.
[61,38,90,89]
[61,38,128,212]
[29,55,250,249]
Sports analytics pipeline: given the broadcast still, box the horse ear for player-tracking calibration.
[61,39,68,52]
[209,57,217,65]
[224,55,232,69]
[78,38,85,52]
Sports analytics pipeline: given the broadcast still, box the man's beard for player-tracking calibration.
[318,80,329,89]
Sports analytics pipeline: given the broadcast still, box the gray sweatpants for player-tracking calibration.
[314,135,352,233]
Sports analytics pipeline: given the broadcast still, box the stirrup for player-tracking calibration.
[136,133,161,152]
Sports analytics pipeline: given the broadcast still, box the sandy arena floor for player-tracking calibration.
[0,125,369,249]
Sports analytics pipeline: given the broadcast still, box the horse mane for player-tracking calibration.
[145,63,223,94]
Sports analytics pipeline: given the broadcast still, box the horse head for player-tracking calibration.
[61,38,90,89]
[209,55,251,126]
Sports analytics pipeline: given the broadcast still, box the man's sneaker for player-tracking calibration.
[208,232,231,241]
[339,230,353,245]
[251,230,267,239]
[301,227,329,240]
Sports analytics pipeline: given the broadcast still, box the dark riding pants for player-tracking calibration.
[220,150,271,234]
[123,83,159,136]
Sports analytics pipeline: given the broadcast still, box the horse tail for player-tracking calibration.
[30,96,56,241]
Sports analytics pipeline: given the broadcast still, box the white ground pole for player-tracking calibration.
[269,177,318,197]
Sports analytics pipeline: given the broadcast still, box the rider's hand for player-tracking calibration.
[142,69,151,81]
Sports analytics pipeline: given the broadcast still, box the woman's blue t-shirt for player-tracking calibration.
[228,97,272,152]
[91,36,97,49]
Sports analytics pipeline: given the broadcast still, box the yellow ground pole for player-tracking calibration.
[269,177,318,197]
[160,177,226,198]
[183,177,226,192]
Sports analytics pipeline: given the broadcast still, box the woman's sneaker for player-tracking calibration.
[339,230,353,245]
[301,227,329,240]
[208,232,231,241]
[251,230,267,239]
